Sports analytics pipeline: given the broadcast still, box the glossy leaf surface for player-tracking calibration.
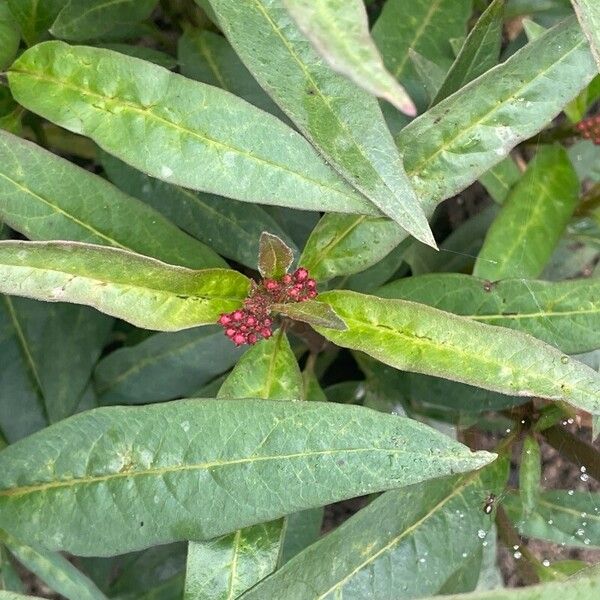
[272,301,347,331]
[283,0,416,115]
[0,399,492,556]
[205,0,436,247]
[433,0,504,104]
[0,241,250,331]
[101,153,294,270]
[0,530,106,600]
[244,460,507,600]
[8,42,375,216]
[377,274,600,354]
[50,0,158,42]
[5,0,62,45]
[95,326,243,405]
[474,146,579,279]
[315,290,600,413]
[0,132,225,269]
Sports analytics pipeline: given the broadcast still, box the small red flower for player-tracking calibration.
[218,266,318,346]
[576,115,600,145]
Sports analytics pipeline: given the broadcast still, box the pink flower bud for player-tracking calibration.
[282,274,292,285]
[247,333,257,345]
[246,316,256,326]
[261,328,272,338]
[306,279,317,290]
[233,333,246,346]
[218,314,232,326]
[293,267,309,282]
[225,328,236,337]
[232,310,244,321]
[265,279,279,292]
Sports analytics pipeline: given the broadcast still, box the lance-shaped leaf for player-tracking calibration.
[377,274,600,355]
[5,0,62,46]
[397,17,597,210]
[0,542,23,592]
[504,490,600,548]
[409,50,446,103]
[474,146,579,280]
[101,154,295,270]
[7,42,376,217]
[98,43,177,69]
[299,214,405,281]
[243,459,508,600]
[479,157,521,204]
[433,0,504,104]
[372,0,472,110]
[0,132,225,270]
[204,0,436,248]
[572,0,600,70]
[283,0,416,115]
[185,332,302,599]
[0,241,250,331]
[94,326,243,405]
[0,2,19,71]
[258,233,294,280]
[418,569,600,600]
[273,301,347,331]
[0,530,106,600]
[50,0,158,42]
[0,398,493,556]
[313,290,600,414]
[0,593,45,599]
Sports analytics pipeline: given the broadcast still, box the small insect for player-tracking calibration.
[483,493,496,515]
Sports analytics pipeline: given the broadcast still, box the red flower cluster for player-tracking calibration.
[218,267,318,346]
[576,115,600,145]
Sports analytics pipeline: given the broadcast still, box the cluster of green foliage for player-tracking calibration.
[0,0,600,598]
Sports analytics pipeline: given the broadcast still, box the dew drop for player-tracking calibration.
[581,473,589,482]
[161,165,173,178]
[548,519,554,525]
[561,356,569,364]
[568,490,574,496]
[462,552,468,558]
[542,559,550,567]
[477,529,486,539]
[584,538,591,545]
[513,551,522,559]
[576,528,585,536]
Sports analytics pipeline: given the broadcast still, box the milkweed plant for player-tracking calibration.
[0,0,599,599]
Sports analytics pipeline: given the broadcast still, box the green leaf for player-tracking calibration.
[299,214,405,281]
[217,331,303,401]
[519,435,542,519]
[0,593,45,599]
[377,273,600,355]
[184,331,302,600]
[7,41,375,217]
[0,298,47,442]
[94,326,243,405]
[97,44,177,69]
[0,241,250,331]
[5,0,62,46]
[205,0,436,248]
[2,297,113,424]
[184,524,284,600]
[50,0,158,42]
[101,153,295,270]
[417,570,600,600]
[272,301,347,331]
[314,290,600,414]
[474,146,579,279]
[177,28,283,117]
[504,490,600,548]
[283,0,416,115]
[0,2,19,71]
[0,88,23,135]
[433,0,504,104]
[258,232,294,279]
[409,50,446,103]
[397,17,596,211]
[0,398,493,556]
[0,543,23,592]
[372,0,472,110]
[479,157,521,204]
[0,530,106,600]
[243,459,508,600]
[0,131,226,269]
[572,0,600,71]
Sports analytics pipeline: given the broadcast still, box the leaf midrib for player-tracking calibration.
[0,447,475,498]
[9,67,365,207]
[402,30,587,178]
